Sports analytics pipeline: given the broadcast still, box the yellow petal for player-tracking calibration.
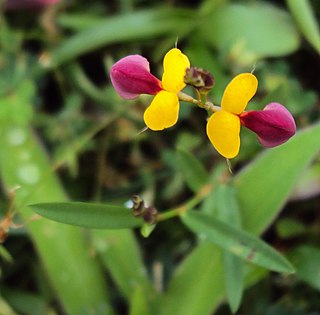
[144,90,179,131]
[206,110,241,159]
[221,73,258,115]
[162,48,190,93]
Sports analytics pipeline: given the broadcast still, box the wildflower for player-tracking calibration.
[206,73,296,159]
[110,48,190,130]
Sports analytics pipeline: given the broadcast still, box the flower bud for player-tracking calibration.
[184,67,214,94]
[110,55,162,100]
[240,102,296,147]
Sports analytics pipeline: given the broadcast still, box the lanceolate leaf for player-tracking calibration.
[182,210,294,273]
[29,202,141,229]
[49,8,194,67]
[162,123,320,315]
[234,123,320,235]
[215,185,243,313]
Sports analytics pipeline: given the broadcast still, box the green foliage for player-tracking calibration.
[201,3,300,66]
[30,202,142,229]
[1,0,320,314]
[286,0,320,54]
[182,210,294,273]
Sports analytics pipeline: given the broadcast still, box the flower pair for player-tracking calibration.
[110,49,296,159]
[110,48,189,131]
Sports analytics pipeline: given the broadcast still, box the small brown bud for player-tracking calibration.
[131,195,145,217]
[184,67,214,94]
[142,207,158,225]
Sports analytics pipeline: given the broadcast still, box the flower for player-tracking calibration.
[110,48,190,131]
[206,73,296,159]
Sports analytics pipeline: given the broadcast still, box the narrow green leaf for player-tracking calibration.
[92,229,155,300]
[215,185,243,313]
[49,8,194,67]
[182,211,294,273]
[29,202,141,229]
[234,123,320,235]
[286,0,320,54]
[0,93,111,313]
[176,148,208,193]
[158,242,224,315]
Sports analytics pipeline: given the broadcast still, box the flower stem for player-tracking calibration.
[157,183,213,222]
[178,91,221,113]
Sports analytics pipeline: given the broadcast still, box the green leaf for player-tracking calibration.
[129,286,150,315]
[92,230,155,300]
[286,0,320,54]
[29,202,141,229]
[234,123,320,235]
[158,242,224,315]
[202,3,299,63]
[176,148,208,193]
[289,246,320,291]
[49,8,194,67]
[215,185,243,313]
[182,210,294,273]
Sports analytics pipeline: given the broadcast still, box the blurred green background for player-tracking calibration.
[0,0,320,314]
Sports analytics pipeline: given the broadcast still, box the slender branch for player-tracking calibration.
[157,183,213,222]
[178,91,221,113]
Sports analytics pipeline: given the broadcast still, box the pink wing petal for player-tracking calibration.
[110,55,162,99]
[240,102,296,148]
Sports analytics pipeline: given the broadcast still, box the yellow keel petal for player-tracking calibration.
[162,48,190,93]
[144,91,179,131]
[222,73,258,114]
[206,111,241,159]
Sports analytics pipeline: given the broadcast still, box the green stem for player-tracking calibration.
[178,91,221,113]
[157,184,213,222]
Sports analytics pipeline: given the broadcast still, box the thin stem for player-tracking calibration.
[157,183,213,222]
[178,91,221,113]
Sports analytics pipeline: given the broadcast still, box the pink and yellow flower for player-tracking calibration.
[206,73,296,159]
[110,48,190,130]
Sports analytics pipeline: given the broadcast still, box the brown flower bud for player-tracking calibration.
[184,67,214,94]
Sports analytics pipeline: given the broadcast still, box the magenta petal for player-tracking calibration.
[240,102,296,148]
[110,55,162,100]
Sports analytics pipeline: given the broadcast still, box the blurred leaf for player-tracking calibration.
[234,123,320,235]
[92,229,155,300]
[276,218,306,239]
[158,242,224,315]
[49,8,194,67]
[182,210,294,273]
[2,289,49,315]
[0,245,13,263]
[29,202,141,229]
[215,185,243,313]
[176,148,208,193]
[58,13,106,31]
[129,286,150,315]
[290,246,320,291]
[286,0,320,54]
[0,296,18,315]
[201,3,300,65]
[0,122,111,313]
[290,162,320,201]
